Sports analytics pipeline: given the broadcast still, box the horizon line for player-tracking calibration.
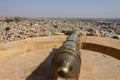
[0,16,120,19]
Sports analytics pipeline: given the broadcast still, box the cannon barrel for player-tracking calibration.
[51,31,81,79]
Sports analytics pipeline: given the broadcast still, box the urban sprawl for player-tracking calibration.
[0,17,120,43]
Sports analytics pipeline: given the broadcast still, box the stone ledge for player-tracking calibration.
[80,36,120,60]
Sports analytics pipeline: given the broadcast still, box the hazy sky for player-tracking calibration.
[0,0,120,18]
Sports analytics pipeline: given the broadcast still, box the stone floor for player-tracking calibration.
[0,49,119,80]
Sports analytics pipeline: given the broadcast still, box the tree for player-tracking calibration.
[111,36,119,39]
[86,28,93,32]
[5,26,11,35]
[5,19,14,23]
[62,30,73,35]
[53,25,58,28]
[14,17,21,23]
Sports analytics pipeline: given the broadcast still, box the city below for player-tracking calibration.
[0,17,120,43]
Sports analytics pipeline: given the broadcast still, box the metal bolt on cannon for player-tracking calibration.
[51,30,81,80]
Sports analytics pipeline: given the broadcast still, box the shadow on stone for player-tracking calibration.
[26,48,57,80]
[82,42,120,60]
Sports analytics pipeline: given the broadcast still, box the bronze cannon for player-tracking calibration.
[51,31,81,80]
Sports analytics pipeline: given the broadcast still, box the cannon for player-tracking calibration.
[51,31,81,80]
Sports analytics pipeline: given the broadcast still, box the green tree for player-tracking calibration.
[14,17,21,23]
[86,28,93,32]
[5,19,14,23]
[5,26,11,35]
